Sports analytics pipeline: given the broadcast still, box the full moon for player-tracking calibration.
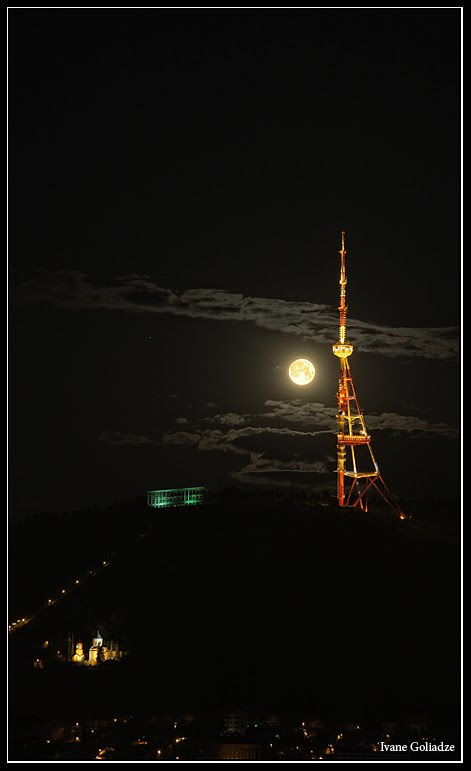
[288,358,316,385]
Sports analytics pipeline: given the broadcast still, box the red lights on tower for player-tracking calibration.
[333,231,406,519]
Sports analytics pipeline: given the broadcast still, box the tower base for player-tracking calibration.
[341,473,407,519]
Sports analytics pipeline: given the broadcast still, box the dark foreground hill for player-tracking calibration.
[9,494,461,734]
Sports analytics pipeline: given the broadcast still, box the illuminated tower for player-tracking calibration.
[332,231,406,519]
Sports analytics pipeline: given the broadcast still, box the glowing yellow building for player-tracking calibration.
[70,631,123,665]
[72,641,85,663]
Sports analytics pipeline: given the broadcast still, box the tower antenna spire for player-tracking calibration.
[332,231,406,519]
[339,229,347,345]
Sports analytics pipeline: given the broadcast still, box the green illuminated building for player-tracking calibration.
[147,486,207,509]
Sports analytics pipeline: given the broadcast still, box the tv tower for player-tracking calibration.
[332,231,406,519]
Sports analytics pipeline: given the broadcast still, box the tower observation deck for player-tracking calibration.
[333,231,406,519]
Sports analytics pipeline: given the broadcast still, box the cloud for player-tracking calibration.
[98,397,457,491]
[101,399,457,455]
[364,412,459,438]
[196,429,250,455]
[15,269,458,360]
[99,397,457,460]
[98,431,158,446]
[161,424,321,457]
[230,453,331,488]
[263,399,337,429]
[162,421,332,487]
[234,455,328,475]
[212,412,249,426]
[261,400,458,438]
[161,431,200,447]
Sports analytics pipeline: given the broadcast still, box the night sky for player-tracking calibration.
[10,8,461,517]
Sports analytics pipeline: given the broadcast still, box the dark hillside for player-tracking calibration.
[9,494,460,731]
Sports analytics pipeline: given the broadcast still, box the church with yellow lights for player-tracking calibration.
[70,631,122,665]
